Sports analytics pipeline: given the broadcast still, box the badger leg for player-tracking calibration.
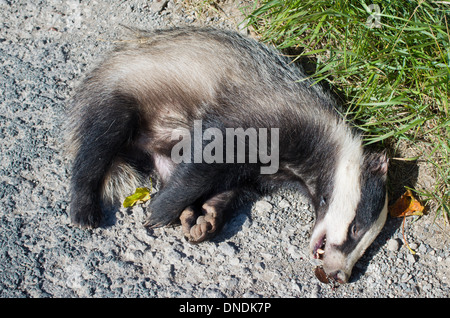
[143,166,210,228]
[143,162,238,230]
[180,190,236,244]
[69,94,140,228]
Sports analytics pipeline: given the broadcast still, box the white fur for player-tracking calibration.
[153,153,175,183]
[326,124,363,245]
[310,123,363,252]
[101,162,146,204]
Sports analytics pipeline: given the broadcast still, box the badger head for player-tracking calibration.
[310,151,388,284]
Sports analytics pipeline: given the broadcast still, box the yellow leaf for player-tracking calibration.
[123,187,151,208]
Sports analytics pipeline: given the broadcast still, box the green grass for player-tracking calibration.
[245,0,449,222]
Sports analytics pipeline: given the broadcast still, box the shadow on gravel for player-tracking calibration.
[210,202,254,244]
[387,152,420,204]
[98,205,119,228]
[350,216,403,283]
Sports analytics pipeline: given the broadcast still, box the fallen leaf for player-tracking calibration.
[388,189,424,255]
[123,187,151,208]
[389,189,424,218]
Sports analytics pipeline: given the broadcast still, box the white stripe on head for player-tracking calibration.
[310,123,363,254]
[325,124,363,244]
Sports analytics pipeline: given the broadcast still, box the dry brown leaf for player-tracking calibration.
[388,189,425,255]
[389,189,424,218]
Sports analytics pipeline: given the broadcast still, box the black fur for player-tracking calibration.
[69,91,140,227]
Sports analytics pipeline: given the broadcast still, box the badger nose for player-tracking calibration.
[329,270,348,284]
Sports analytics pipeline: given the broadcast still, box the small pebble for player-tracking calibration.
[387,238,400,252]
[407,253,416,264]
[278,199,291,209]
[254,200,272,213]
[219,242,236,257]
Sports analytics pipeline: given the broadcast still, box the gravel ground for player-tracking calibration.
[0,0,449,298]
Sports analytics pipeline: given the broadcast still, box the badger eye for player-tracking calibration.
[350,224,358,238]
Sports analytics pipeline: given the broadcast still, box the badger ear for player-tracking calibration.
[369,151,389,176]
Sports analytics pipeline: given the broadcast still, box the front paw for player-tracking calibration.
[179,204,220,244]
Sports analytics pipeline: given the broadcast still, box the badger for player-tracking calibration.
[67,27,388,284]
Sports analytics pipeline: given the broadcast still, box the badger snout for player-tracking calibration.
[320,250,352,284]
[311,234,352,284]
[309,181,388,284]
[315,266,349,284]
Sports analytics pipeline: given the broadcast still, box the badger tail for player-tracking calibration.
[66,84,147,228]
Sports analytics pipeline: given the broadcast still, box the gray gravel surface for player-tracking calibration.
[1,0,449,298]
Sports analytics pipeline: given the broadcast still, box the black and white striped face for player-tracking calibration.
[310,150,388,283]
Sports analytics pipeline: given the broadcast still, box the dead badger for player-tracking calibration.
[67,27,388,284]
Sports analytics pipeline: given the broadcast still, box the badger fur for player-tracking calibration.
[67,27,388,283]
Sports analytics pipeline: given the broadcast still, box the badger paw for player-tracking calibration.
[180,202,221,244]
